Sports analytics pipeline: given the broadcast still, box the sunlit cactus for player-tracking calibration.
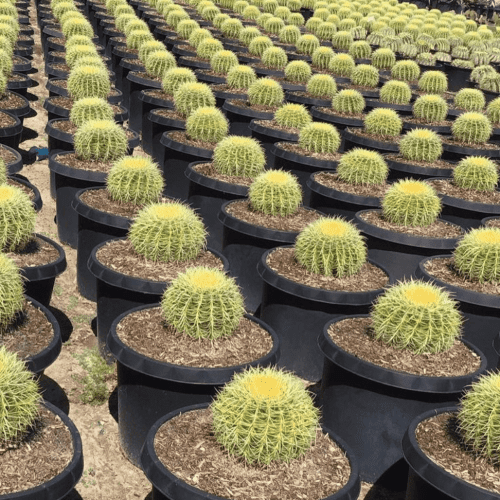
[185,107,229,143]
[69,97,114,127]
[399,128,443,162]
[248,78,284,106]
[298,122,341,153]
[337,148,388,185]
[212,136,265,178]
[453,156,498,192]
[67,65,111,101]
[74,120,128,161]
[174,82,216,117]
[274,103,312,129]
[162,67,197,97]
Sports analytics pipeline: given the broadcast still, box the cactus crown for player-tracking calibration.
[299,122,341,153]
[371,280,462,354]
[69,97,114,127]
[138,40,167,64]
[0,346,41,444]
[66,45,99,68]
[452,112,492,145]
[177,19,200,39]
[399,128,443,162]
[296,33,320,55]
[453,156,498,192]
[379,80,412,105]
[274,103,312,130]
[161,267,244,340]
[211,366,320,465]
[295,216,367,277]
[284,60,312,83]
[185,106,229,143]
[454,88,486,112]
[74,120,128,161]
[248,78,284,107]
[306,74,337,98]
[364,108,402,137]
[188,28,213,48]
[261,46,288,70]
[67,65,111,101]
[212,136,265,178]
[350,64,379,88]
[413,94,448,123]
[454,227,500,283]
[128,201,206,262]
[479,72,500,93]
[174,82,216,117]
[418,70,448,94]
[349,40,372,60]
[162,67,197,96]
[332,89,365,115]
[106,155,164,204]
[227,65,257,90]
[382,179,441,227]
[329,53,355,77]
[337,148,388,185]
[249,170,303,216]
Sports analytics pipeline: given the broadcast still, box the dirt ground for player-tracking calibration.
[19,3,405,498]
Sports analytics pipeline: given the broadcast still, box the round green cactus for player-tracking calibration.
[66,44,100,68]
[418,70,448,94]
[138,40,168,64]
[106,155,164,204]
[0,50,12,77]
[364,108,402,137]
[274,103,312,129]
[196,38,224,60]
[453,156,498,192]
[248,78,284,106]
[123,19,149,38]
[145,50,176,79]
[305,16,322,33]
[470,65,496,84]
[284,60,312,83]
[257,13,273,28]
[74,120,128,161]
[212,136,265,178]
[242,5,260,19]
[239,27,261,47]
[329,53,355,77]
[372,48,396,70]
[370,280,462,354]
[185,106,229,143]
[167,9,189,29]
[126,30,153,50]
[248,35,273,57]
[295,34,320,55]
[316,21,336,41]
[288,13,304,26]
[211,366,319,465]
[382,179,441,227]
[65,34,94,51]
[210,50,238,76]
[279,24,301,44]
[399,128,443,162]
[69,97,114,127]
[264,16,285,35]
[128,201,206,262]
[188,28,213,48]
[177,19,200,40]
[454,227,500,283]
[213,13,230,29]
[261,46,288,70]
[413,94,448,123]
[349,40,372,60]
[452,45,470,59]
[161,266,244,340]
[379,80,412,105]
[306,74,337,98]
[332,89,365,114]
[452,112,492,145]
[479,73,500,93]
[458,371,500,460]
[337,148,388,185]
[221,18,243,38]
[0,346,41,444]
[174,82,216,117]
[263,0,278,12]
[162,67,197,96]
[115,13,136,32]
[61,17,94,39]
[0,185,36,252]
[486,97,500,124]
[311,46,334,70]
[226,65,256,91]
[453,88,485,112]
[452,59,474,70]
[298,122,341,153]
[295,216,367,276]
[233,0,249,14]
[350,64,379,88]
[249,170,302,216]
[67,65,111,101]
[332,30,353,50]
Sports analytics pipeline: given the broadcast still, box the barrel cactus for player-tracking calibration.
[284,60,312,83]
[295,216,367,277]
[306,74,337,98]
[451,112,492,145]
[298,122,341,153]
[454,88,486,112]
[337,148,388,185]
[67,66,111,101]
[144,50,176,79]
[371,280,462,354]
[248,78,284,106]
[128,201,206,262]
[162,67,197,97]
[274,103,312,130]
[364,108,402,138]
[418,70,448,94]
[261,46,288,70]
[196,38,224,60]
[227,65,257,90]
[349,40,372,60]
[212,136,265,178]
[350,64,379,88]
[332,89,365,114]
[161,267,244,339]
[249,170,302,216]
[296,34,320,55]
[279,25,301,44]
[479,73,500,93]
[486,97,500,125]
[399,128,443,162]
[69,97,114,127]
[311,46,334,70]
[382,179,441,227]
[106,155,164,204]
[379,80,412,105]
[211,366,320,465]
[239,27,261,46]
[248,35,273,56]
[210,50,238,75]
[74,120,128,161]
[413,95,448,123]
[174,82,216,117]
[66,44,99,68]
[372,48,396,70]
[453,156,498,192]
[185,107,229,143]
[329,53,355,77]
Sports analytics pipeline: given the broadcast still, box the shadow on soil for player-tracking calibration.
[48,305,74,342]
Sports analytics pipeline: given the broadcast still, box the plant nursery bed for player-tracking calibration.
[277,141,342,162]
[192,162,254,187]
[429,179,500,204]
[313,172,388,198]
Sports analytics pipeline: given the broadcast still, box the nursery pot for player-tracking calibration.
[186,163,248,253]
[416,255,500,372]
[354,209,463,282]
[442,63,474,92]
[0,110,23,150]
[222,100,275,136]
[148,111,185,167]
[140,403,361,500]
[385,156,454,181]
[118,58,145,113]
[108,306,280,468]
[88,239,229,359]
[256,246,392,382]
[139,91,174,155]
[342,128,400,154]
[127,72,162,134]
[310,106,364,131]
[285,91,331,109]
[319,318,487,485]
[11,174,43,212]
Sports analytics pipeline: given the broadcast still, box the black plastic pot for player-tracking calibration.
[148,110,185,166]
[213,87,247,108]
[159,131,215,200]
[256,246,392,382]
[319,319,487,485]
[481,215,500,228]
[48,151,109,248]
[11,174,43,212]
[127,71,162,134]
[72,187,132,302]
[7,72,33,98]
[43,96,128,123]
[403,406,498,500]
[385,155,454,181]
[88,239,228,359]
[1,143,22,174]
[108,306,279,467]
[141,402,361,500]
[311,106,364,131]
[46,78,124,104]
[0,400,83,499]
[111,45,138,85]
[403,120,452,135]
[416,255,500,372]
[365,99,413,116]
[441,140,500,161]
[307,172,381,221]
[194,69,226,85]
[186,163,248,253]
[0,110,22,150]
[0,90,30,126]
[343,128,400,154]
[118,58,145,112]
[442,63,474,92]
[222,99,275,136]
[12,55,32,74]
[285,90,331,109]
[270,142,339,205]
[354,209,463,282]
[139,91,174,155]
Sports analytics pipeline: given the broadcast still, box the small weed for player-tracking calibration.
[53,284,63,297]
[81,467,97,488]
[67,295,79,311]
[72,347,115,405]
[72,313,94,325]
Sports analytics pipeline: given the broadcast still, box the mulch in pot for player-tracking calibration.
[485,218,500,229]
[6,235,60,268]
[0,91,27,111]
[429,179,500,205]
[252,118,301,136]
[154,408,352,500]
[276,141,342,162]
[385,153,455,171]
[192,162,254,187]
[313,172,388,199]
[53,152,114,173]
